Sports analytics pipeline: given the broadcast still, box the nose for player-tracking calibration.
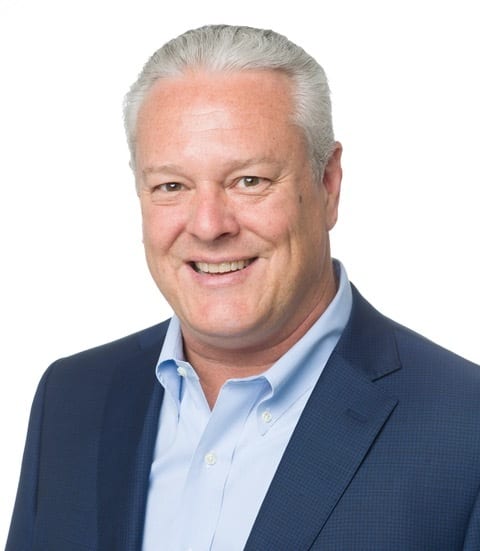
[186,186,240,242]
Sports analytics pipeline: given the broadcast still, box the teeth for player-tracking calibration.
[194,259,253,274]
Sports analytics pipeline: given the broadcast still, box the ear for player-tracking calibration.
[322,142,343,231]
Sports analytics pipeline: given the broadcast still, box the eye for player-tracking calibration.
[237,176,263,188]
[154,182,184,192]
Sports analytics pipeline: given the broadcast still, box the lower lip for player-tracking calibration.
[187,260,257,287]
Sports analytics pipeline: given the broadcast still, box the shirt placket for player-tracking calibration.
[172,379,266,551]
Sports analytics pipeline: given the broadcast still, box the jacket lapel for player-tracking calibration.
[97,324,167,551]
[245,288,401,550]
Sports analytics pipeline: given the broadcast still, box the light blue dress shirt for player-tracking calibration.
[142,261,352,551]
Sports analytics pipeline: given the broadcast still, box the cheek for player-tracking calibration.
[141,206,184,253]
[287,199,328,255]
[240,195,300,239]
[141,215,160,251]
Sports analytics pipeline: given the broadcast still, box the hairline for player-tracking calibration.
[124,26,335,181]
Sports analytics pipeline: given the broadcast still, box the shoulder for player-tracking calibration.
[388,323,480,430]
[42,320,170,388]
[393,321,480,384]
[338,287,480,471]
[28,321,170,440]
[345,285,480,395]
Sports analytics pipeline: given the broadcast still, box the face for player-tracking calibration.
[135,69,342,352]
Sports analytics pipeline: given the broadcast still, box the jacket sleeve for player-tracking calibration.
[5,366,51,551]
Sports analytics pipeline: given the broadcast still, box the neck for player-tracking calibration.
[182,264,338,408]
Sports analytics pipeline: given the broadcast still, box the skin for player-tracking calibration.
[135,69,343,406]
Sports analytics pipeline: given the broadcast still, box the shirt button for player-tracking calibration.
[204,452,217,465]
[177,366,187,377]
[262,410,272,423]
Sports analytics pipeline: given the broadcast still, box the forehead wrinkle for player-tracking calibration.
[185,107,238,131]
[142,93,292,133]
[167,107,277,136]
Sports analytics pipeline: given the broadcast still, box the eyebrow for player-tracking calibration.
[142,157,280,177]
[142,163,183,176]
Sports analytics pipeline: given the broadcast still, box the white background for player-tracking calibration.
[1,0,479,542]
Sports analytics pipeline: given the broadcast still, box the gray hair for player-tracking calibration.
[124,25,335,178]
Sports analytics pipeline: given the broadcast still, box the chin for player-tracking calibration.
[184,314,265,343]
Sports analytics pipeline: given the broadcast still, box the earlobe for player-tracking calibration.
[323,142,343,230]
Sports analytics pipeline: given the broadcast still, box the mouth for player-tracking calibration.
[190,258,255,275]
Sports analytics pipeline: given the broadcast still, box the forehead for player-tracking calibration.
[136,69,295,135]
[134,69,308,175]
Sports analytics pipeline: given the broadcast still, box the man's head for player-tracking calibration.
[124,25,335,180]
[127,25,342,357]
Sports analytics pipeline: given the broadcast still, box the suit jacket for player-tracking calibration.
[6,287,480,550]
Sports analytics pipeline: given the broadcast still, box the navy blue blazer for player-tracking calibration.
[6,287,480,550]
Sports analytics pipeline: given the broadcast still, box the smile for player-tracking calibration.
[191,259,255,274]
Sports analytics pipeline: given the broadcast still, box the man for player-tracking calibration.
[6,25,480,551]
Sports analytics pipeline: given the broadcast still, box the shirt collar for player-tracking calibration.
[155,315,186,405]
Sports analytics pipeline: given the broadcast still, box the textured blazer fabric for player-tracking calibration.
[6,287,480,550]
